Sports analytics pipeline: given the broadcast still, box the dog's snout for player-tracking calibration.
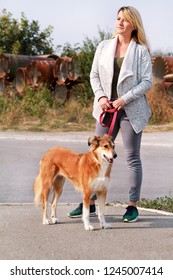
[113,152,117,159]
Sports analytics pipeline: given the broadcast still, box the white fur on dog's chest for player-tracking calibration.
[91,176,109,192]
[90,162,110,192]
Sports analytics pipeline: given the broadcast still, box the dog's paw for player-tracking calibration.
[43,219,51,225]
[100,223,112,229]
[51,217,59,224]
[85,224,94,231]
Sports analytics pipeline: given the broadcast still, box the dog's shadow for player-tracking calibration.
[57,213,173,231]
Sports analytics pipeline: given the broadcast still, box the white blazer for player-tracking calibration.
[90,35,152,133]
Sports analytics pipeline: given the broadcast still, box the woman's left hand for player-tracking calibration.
[112,98,126,110]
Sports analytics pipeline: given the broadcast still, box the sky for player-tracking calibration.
[1,0,173,54]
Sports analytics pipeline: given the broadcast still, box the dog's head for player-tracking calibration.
[88,134,117,164]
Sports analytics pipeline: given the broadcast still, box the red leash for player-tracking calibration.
[99,106,118,136]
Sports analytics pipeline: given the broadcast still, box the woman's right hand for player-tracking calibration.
[98,97,112,111]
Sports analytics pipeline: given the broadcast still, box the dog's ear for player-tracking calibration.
[88,135,101,150]
[103,134,114,143]
[109,135,114,143]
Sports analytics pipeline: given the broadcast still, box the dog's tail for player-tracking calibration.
[33,172,43,206]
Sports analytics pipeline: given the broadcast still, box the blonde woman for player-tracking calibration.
[69,6,152,222]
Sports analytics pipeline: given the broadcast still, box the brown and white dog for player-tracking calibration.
[33,134,117,230]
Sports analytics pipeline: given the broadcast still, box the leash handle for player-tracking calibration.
[99,105,118,136]
[99,108,115,127]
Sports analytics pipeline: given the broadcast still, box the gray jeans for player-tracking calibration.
[93,109,142,202]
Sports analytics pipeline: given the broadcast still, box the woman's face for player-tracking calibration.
[116,10,134,37]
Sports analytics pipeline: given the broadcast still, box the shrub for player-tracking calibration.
[0,85,95,131]
[21,86,54,117]
[148,83,173,124]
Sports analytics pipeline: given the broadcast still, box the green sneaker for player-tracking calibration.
[68,203,96,218]
[123,206,139,222]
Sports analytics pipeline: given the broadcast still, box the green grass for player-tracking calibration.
[107,196,173,213]
[138,196,173,213]
[0,85,95,131]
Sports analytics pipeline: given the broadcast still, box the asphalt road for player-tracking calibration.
[0,204,173,260]
[0,130,173,204]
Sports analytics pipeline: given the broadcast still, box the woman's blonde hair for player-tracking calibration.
[113,6,150,52]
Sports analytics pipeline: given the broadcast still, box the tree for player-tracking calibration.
[57,28,112,105]
[78,29,112,104]
[0,9,55,55]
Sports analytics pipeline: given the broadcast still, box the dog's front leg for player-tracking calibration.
[97,191,111,229]
[82,195,94,231]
